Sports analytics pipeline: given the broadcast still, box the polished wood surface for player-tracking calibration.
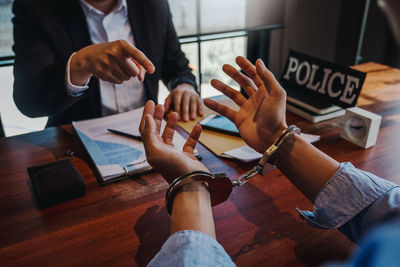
[1,62,399,266]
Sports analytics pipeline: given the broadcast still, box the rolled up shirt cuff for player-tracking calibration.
[66,52,91,97]
[148,230,235,267]
[168,77,198,93]
[297,162,398,229]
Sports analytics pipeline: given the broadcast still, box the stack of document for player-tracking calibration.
[73,107,191,184]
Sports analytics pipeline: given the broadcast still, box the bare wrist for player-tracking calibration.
[176,180,210,198]
[174,83,196,92]
[70,51,92,86]
[273,132,301,167]
[168,178,211,215]
[170,180,215,237]
[171,180,211,216]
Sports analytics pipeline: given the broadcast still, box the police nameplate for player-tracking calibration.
[281,50,366,109]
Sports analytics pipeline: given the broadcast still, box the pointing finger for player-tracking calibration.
[119,40,155,74]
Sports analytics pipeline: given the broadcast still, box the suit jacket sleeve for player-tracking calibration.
[160,2,198,92]
[12,0,93,118]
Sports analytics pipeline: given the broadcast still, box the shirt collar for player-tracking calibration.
[80,0,128,17]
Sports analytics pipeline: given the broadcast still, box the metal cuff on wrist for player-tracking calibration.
[165,171,232,215]
[232,125,301,187]
[259,125,301,166]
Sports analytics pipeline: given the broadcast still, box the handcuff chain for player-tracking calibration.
[232,165,262,187]
[231,125,300,188]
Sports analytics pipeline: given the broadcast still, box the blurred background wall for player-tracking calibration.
[0,0,398,136]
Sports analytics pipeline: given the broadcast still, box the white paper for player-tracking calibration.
[222,133,320,163]
[222,145,261,163]
[300,132,321,143]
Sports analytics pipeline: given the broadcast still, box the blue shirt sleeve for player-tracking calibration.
[149,162,400,266]
[297,162,400,243]
[323,221,400,267]
[148,230,235,267]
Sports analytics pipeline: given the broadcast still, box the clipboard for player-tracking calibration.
[73,107,193,184]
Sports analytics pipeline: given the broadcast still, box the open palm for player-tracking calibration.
[204,57,288,153]
[140,101,208,183]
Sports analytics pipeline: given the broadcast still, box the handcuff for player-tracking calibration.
[165,125,301,215]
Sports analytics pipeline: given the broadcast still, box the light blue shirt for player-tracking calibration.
[148,162,400,266]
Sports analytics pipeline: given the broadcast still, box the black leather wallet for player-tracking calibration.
[28,159,85,208]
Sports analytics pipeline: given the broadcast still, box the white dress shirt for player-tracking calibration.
[66,0,145,116]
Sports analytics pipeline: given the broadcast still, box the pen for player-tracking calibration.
[107,128,142,141]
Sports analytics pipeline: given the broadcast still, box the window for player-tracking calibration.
[0,0,283,136]
[168,0,284,98]
[0,0,13,59]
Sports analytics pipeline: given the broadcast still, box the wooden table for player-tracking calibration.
[1,62,399,267]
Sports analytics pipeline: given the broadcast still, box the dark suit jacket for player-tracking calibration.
[12,0,196,126]
[0,116,4,138]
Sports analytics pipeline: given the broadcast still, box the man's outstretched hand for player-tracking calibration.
[70,40,155,86]
[139,101,208,183]
[204,57,288,154]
